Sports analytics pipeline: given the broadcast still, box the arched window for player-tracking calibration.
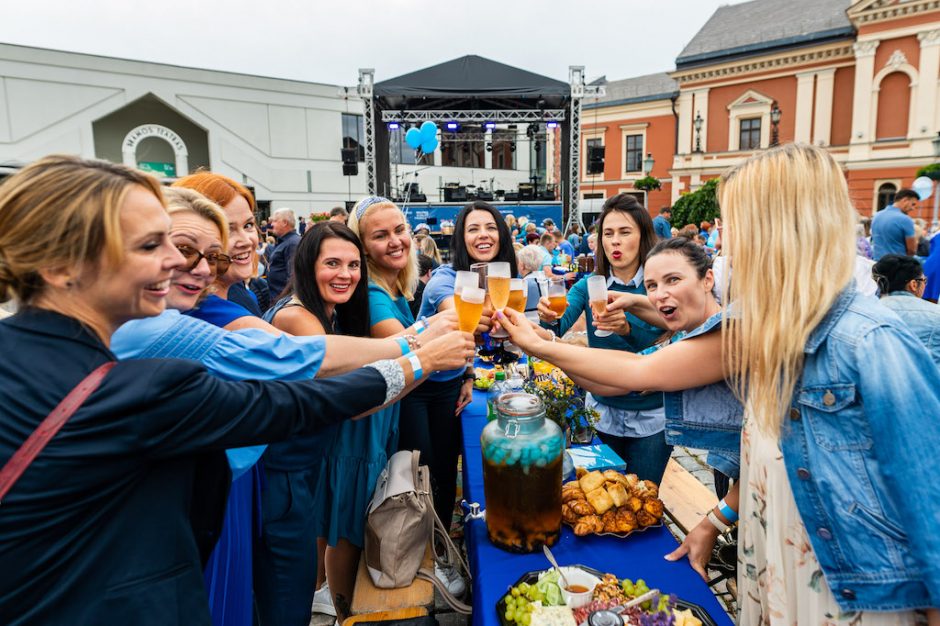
[877,182,897,211]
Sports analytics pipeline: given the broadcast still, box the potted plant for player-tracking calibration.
[633,175,662,192]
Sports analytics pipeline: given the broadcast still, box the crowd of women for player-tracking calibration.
[0,142,939,626]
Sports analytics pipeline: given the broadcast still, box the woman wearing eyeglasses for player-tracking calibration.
[872,254,940,366]
[108,188,470,626]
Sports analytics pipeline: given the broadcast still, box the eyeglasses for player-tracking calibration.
[915,276,928,285]
[176,244,232,275]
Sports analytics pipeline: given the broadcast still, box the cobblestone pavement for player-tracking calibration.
[309,447,735,626]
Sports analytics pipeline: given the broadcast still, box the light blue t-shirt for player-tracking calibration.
[368,282,415,329]
[112,309,327,477]
[871,205,915,260]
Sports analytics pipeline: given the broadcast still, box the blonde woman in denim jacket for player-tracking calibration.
[498,144,940,623]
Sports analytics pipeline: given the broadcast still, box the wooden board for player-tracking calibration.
[350,544,435,616]
[343,607,428,626]
[659,458,718,535]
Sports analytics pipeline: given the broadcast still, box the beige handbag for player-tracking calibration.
[364,450,471,614]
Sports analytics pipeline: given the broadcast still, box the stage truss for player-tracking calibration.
[359,66,603,225]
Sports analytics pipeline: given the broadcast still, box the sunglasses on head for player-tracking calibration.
[175,244,232,275]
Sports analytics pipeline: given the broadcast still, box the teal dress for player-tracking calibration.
[262,294,401,548]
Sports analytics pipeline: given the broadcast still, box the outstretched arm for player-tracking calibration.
[496,308,725,392]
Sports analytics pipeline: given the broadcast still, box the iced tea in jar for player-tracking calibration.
[481,393,564,552]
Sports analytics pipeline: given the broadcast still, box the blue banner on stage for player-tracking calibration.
[402,202,563,232]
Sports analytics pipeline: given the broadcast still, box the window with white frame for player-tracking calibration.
[739,118,762,151]
[624,135,643,173]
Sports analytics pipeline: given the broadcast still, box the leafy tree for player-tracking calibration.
[670,178,720,228]
[916,163,940,180]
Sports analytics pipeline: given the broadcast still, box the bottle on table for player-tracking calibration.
[486,370,510,421]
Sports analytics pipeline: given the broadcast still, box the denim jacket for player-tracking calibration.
[781,284,940,611]
[655,312,743,480]
[879,291,940,367]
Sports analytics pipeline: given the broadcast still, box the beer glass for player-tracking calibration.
[487,262,511,338]
[507,278,527,312]
[587,274,613,338]
[546,277,568,318]
[456,286,486,334]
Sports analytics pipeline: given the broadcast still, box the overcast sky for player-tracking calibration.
[0,0,738,86]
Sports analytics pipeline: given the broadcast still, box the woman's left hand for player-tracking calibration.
[456,378,474,415]
[664,517,721,581]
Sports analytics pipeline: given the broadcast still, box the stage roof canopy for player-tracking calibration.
[374,55,569,109]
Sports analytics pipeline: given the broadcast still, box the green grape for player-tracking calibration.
[521,613,531,626]
[635,578,647,589]
[504,594,513,606]
[511,587,521,598]
[518,582,530,594]
[621,580,635,597]
[504,609,515,622]
[532,589,544,603]
[641,600,651,611]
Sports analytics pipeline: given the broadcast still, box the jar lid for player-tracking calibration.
[495,392,543,417]
[587,610,624,626]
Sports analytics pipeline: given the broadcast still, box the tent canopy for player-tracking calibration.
[374,55,569,110]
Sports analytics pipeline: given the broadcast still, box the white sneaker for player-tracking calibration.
[311,583,336,617]
[433,562,467,597]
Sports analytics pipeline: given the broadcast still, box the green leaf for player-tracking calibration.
[671,178,720,229]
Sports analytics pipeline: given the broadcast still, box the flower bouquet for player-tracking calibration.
[524,360,598,446]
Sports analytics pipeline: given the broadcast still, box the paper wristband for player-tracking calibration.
[718,500,739,524]
[406,352,423,380]
[395,336,410,356]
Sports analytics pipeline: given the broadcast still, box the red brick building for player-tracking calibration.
[583,0,940,223]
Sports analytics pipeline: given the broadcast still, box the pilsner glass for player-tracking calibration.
[507,278,527,312]
[456,286,486,333]
[487,262,511,339]
[587,274,613,338]
[546,277,568,318]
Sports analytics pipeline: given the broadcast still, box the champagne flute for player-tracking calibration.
[487,262,511,339]
[587,275,613,338]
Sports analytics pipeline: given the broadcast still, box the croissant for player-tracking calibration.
[627,496,643,513]
[568,499,595,516]
[561,503,580,524]
[636,510,658,527]
[563,480,581,491]
[623,474,639,490]
[573,515,602,536]
[615,509,638,533]
[643,497,665,518]
[600,510,618,532]
[562,488,585,504]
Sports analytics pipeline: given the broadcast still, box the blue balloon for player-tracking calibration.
[421,138,439,154]
[405,128,422,150]
[420,121,438,141]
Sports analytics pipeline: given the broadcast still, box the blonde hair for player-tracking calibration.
[346,197,418,299]
[162,187,229,252]
[417,235,442,265]
[0,155,163,305]
[719,143,856,437]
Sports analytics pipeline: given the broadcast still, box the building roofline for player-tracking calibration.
[583,91,678,109]
[675,26,856,69]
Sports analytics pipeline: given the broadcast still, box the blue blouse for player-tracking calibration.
[186,294,254,328]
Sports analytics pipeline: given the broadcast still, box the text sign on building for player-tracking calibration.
[123,124,187,155]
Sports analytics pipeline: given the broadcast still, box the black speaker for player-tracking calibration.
[443,186,467,202]
[587,145,605,175]
[341,147,358,176]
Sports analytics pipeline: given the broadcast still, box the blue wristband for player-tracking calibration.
[406,352,423,380]
[395,336,409,356]
[718,499,738,524]
[415,316,429,334]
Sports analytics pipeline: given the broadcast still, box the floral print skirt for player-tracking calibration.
[737,415,919,625]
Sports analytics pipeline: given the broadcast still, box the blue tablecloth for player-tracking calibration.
[461,390,733,626]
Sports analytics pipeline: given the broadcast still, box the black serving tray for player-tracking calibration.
[495,565,720,626]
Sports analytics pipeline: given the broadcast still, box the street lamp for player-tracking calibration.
[770,102,782,147]
[642,153,655,175]
[932,131,940,230]
[693,112,704,153]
